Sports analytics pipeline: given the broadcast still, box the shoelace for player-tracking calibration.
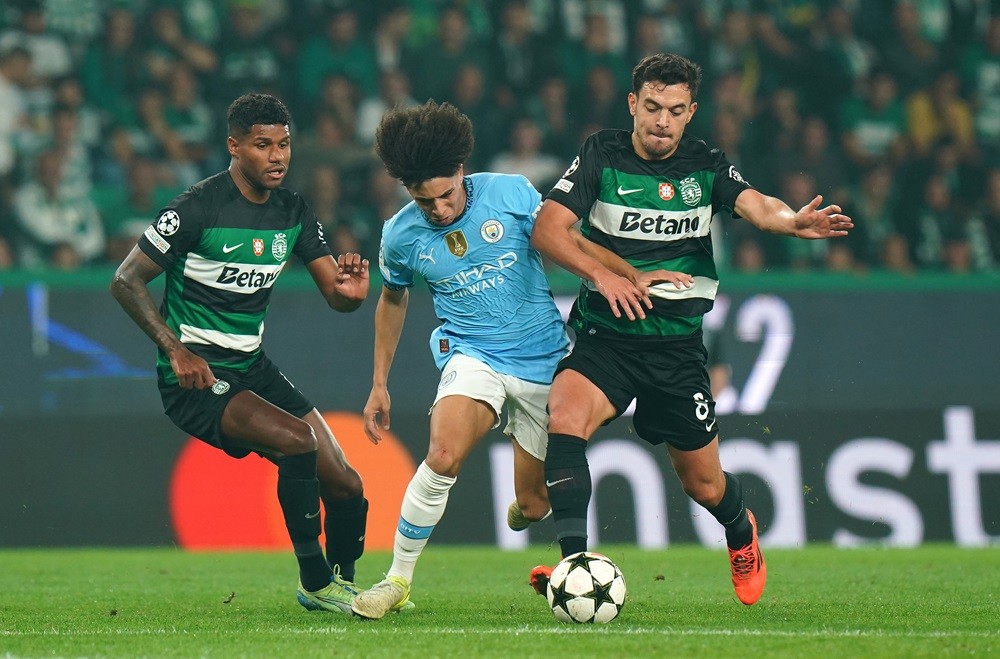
[332,566,360,594]
[729,545,758,578]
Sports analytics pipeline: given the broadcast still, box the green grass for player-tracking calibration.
[1,545,996,658]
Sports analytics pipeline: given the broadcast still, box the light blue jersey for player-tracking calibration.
[379,173,569,384]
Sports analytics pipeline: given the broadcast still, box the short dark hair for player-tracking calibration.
[374,100,473,187]
[632,53,703,101]
[226,93,291,137]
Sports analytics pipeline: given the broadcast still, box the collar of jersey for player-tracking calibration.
[421,176,474,227]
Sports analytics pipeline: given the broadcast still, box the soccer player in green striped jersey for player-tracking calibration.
[110,93,371,614]
[529,53,854,606]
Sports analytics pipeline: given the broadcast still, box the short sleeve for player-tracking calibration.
[544,133,604,219]
[709,148,753,214]
[509,175,543,239]
[293,199,334,264]
[137,199,202,268]
[377,222,413,290]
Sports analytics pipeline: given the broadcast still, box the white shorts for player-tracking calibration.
[431,353,550,461]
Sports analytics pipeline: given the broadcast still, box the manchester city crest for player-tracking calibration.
[480,219,503,243]
[271,232,288,260]
[680,177,702,207]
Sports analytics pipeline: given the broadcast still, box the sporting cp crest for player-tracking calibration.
[271,233,288,261]
[680,177,702,207]
[253,238,264,256]
[445,229,468,257]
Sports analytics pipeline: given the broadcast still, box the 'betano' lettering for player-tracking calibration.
[216,266,280,289]
[619,211,700,236]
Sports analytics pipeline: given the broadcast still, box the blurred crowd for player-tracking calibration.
[0,0,998,275]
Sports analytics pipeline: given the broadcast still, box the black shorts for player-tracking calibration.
[158,352,314,458]
[555,332,718,451]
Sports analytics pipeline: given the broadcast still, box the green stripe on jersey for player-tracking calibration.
[197,225,303,262]
[168,296,265,338]
[600,169,716,211]
[630,253,719,280]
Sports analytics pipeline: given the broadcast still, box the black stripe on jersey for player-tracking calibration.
[587,228,714,260]
[181,277,273,315]
[584,289,712,319]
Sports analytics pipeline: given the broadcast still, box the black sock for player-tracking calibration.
[324,493,367,582]
[707,471,752,549]
[545,433,591,558]
[277,451,331,591]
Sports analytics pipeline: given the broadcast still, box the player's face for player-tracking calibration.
[407,168,466,226]
[229,123,291,194]
[628,81,697,160]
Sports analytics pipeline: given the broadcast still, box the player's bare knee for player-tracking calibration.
[517,496,549,522]
[281,418,318,455]
[681,478,724,508]
[340,467,363,497]
[546,405,584,435]
[425,449,461,478]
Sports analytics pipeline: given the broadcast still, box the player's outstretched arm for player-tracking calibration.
[306,253,370,312]
[734,188,854,239]
[532,199,648,321]
[364,286,408,445]
[110,245,217,389]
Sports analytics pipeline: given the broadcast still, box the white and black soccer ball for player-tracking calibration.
[546,552,626,624]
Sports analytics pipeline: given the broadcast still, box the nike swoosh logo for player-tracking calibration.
[305,510,320,519]
[222,243,244,254]
[705,419,717,432]
[617,186,643,195]
[545,477,573,487]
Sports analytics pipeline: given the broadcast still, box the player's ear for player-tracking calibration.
[226,135,239,157]
[627,92,637,117]
[687,101,698,123]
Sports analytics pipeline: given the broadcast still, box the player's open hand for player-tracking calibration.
[363,385,391,445]
[593,271,648,321]
[637,269,694,291]
[168,346,217,390]
[334,253,370,302]
[793,195,854,239]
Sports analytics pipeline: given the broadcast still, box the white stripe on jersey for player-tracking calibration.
[183,253,285,295]
[179,323,263,352]
[585,275,718,301]
[589,200,713,242]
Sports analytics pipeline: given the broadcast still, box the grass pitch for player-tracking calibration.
[0,545,996,658]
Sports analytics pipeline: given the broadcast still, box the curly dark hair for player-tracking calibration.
[226,93,291,137]
[632,53,703,101]
[375,100,474,187]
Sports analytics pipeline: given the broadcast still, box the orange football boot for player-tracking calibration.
[728,509,766,605]
[529,565,553,596]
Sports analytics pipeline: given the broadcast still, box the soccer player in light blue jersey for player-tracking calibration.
[351,101,691,619]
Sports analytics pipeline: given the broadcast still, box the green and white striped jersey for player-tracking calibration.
[546,130,751,341]
[137,171,332,383]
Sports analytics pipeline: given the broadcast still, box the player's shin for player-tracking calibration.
[388,461,456,582]
[545,434,591,557]
[277,451,332,591]
[324,493,368,583]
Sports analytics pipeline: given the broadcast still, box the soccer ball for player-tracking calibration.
[546,552,626,624]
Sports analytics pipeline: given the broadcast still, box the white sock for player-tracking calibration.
[387,461,456,583]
